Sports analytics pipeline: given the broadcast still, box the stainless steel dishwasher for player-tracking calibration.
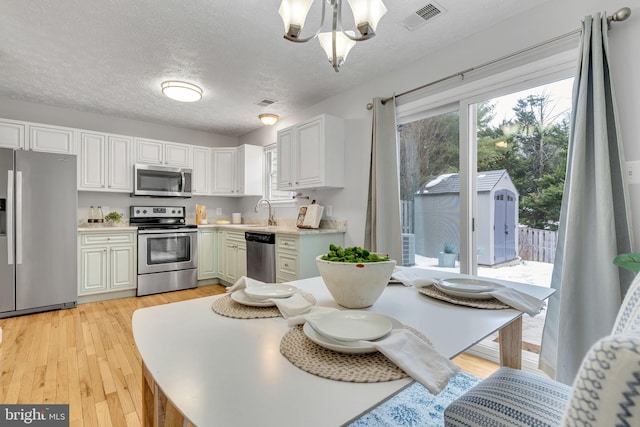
[245,231,276,282]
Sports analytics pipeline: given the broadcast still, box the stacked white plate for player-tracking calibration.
[231,284,297,307]
[303,310,398,354]
[434,278,498,300]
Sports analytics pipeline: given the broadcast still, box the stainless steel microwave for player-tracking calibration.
[133,164,192,198]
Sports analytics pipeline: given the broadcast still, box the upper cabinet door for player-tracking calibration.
[29,124,76,154]
[192,146,211,195]
[276,128,295,190]
[135,138,164,164]
[0,119,25,150]
[79,132,106,189]
[107,135,133,191]
[211,148,236,195]
[164,143,191,167]
[296,118,324,188]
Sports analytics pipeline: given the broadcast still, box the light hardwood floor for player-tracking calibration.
[0,285,498,426]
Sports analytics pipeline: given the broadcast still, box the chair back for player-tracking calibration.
[612,273,640,334]
[561,334,640,425]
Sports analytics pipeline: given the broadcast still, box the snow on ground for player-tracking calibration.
[412,255,553,371]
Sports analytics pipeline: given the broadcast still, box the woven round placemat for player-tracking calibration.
[280,325,431,383]
[211,292,317,319]
[418,285,509,309]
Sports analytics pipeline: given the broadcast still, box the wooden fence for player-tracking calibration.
[518,226,557,263]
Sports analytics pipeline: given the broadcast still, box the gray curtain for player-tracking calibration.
[364,97,403,264]
[539,13,634,384]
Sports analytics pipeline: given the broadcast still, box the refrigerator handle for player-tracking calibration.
[7,171,13,265]
[15,170,22,265]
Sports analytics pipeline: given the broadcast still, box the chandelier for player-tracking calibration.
[278,0,387,72]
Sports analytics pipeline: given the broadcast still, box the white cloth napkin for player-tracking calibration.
[417,280,545,317]
[290,312,460,395]
[370,329,460,395]
[226,276,265,293]
[227,276,319,319]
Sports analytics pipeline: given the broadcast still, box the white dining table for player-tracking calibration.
[133,269,554,427]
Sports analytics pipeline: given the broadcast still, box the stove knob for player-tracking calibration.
[136,209,140,214]
[143,209,147,214]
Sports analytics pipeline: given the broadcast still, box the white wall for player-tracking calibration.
[240,0,640,248]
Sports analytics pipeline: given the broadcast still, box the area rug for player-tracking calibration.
[347,372,481,426]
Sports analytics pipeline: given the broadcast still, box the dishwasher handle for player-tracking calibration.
[245,232,276,244]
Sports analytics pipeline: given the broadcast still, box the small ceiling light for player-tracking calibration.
[278,0,387,72]
[161,81,203,102]
[259,114,279,126]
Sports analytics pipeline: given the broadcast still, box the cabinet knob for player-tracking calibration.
[284,263,289,267]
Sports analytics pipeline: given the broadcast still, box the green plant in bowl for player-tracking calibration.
[104,211,123,225]
[317,244,396,308]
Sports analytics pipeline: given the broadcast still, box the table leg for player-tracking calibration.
[142,361,190,427]
[499,315,522,369]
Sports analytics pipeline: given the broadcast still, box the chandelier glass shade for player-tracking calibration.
[278,0,387,72]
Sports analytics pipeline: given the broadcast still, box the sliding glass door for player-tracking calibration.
[398,107,460,273]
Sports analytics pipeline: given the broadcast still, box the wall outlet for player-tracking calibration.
[216,208,222,215]
[326,205,333,217]
[627,161,640,184]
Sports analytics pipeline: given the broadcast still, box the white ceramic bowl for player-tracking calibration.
[315,256,397,308]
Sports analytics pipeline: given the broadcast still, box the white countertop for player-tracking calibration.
[77,225,137,232]
[199,223,345,235]
[133,270,554,427]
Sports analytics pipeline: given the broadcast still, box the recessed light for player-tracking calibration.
[161,81,203,102]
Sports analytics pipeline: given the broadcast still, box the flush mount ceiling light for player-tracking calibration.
[278,0,387,72]
[161,81,203,102]
[259,114,280,126]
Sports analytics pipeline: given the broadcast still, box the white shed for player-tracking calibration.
[414,170,519,266]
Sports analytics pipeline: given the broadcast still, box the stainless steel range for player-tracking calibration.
[130,206,198,296]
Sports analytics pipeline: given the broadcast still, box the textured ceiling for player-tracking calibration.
[0,0,551,137]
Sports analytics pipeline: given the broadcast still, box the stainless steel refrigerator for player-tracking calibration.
[0,148,77,317]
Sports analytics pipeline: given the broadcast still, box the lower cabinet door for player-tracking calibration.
[80,246,108,294]
[110,245,136,290]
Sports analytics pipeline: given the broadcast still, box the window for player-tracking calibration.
[264,144,295,203]
[396,43,577,371]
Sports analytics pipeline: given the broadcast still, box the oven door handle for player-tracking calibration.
[138,229,198,235]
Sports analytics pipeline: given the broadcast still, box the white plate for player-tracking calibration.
[437,278,497,293]
[434,283,495,300]
[312,310,393,342]
[230,289,275,307]
[244,284,298,300]
[303,318,404,354]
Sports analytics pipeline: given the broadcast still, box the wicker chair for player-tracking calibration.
[444,274,640,426]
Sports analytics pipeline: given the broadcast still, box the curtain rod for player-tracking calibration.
[366,6,631,110]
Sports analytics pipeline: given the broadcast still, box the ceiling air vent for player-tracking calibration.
[255,99,276,107]
[400,2,445,31]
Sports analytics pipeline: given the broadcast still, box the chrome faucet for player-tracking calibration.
[255,198,276,226]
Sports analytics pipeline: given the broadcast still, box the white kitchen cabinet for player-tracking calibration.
[0,119,25,149]
[135,137,191,167]
[275,232,344,283]
[277,114,344,190]
[218,230,246,284]
[211,145,264,196]
[236,144,264,196]
[192,146,211,195]
[29,124,76,154]
[197,228,218,280]
[79,131,132,192]
[78,231,137,299]
[211,148,236,195]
